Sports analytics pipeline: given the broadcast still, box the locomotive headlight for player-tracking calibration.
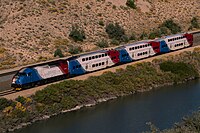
[12,78,16,83]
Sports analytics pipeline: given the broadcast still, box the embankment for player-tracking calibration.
[1,48,200,132]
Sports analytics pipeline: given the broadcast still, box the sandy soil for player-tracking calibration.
[2,45,200,100]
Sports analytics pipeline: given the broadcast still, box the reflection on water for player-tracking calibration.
[14,80,200,133]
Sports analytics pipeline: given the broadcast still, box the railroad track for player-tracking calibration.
[0,89,16,97]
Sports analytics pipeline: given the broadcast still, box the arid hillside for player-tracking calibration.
[0,0,199,69]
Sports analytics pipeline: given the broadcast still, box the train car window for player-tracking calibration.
[102,54,105,57]
[92,56,95,59]
[102,62,105,65]
[82,58,85,61]
[129,48,131,51]
[99,63,101,66]
[105,53,108,56]
[96,64,98,67]
[99,55,102,58]
[89,57,91,60]
[86,58,88,61]
[96,55,98,58]
[92,64,95,67]
[140,45,142,48]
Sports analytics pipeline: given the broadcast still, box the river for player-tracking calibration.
[13,79,200,133]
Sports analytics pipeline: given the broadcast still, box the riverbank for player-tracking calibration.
[1,48,200,132]
[147,109,200,133]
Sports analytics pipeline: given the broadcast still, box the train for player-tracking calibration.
[11,33,193,90]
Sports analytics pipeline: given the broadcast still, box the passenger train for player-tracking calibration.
[11,33,193,90]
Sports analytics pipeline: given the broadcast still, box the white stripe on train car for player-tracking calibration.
[34,65,64,79]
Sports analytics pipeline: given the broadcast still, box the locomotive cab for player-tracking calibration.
[11,68,41,90]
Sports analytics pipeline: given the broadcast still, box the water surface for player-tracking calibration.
[14,80,200,133]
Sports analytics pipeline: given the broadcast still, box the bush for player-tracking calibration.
[161,19,181,34]
[69,25,86,42]
[148,30,161,39]
[54,48,64,57]
[129,33,136,41]
[159,61,198,78]
[191,17,199,29]
[16,96,27,105]
[139,32,148,40]
[98,20,104,26]
[105,23,126,42]
[110,38,120,45]
[159,26,169,35]
[96,39,109,48]
[126,0,136,9]
[0,98,15,111]
[68,45,83,54]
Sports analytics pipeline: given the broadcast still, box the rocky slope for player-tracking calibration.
[0,0,199,69]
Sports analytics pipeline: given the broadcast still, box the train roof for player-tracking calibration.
[162,33,185,39]
[68,49,108,60]
[116,40,152,50]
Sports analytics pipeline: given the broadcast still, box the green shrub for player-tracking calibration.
[54,48,64,57]
[68,45,83,54]
[16,96,27,105]
[120,35,129,42]
[191,17,199,29]
[96,39,109,48]
[126,0,136,9]
[161,19,181,34]
[140,32,148,40]
[98,20,104,26]
[0,98,15,110]
[148,30,161,39]
[69,25,86,42]
[105,23,126,42]
[110,38,120,45]
[129,33,136,41]
[159,26,169,35]
[159,61,198,78]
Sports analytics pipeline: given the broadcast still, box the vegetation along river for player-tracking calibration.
[13,79,200,133]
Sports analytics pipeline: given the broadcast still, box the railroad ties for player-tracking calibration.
[0,89,16,97]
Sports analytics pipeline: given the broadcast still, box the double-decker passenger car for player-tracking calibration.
[116,40,160,63]
[68,49,120,75]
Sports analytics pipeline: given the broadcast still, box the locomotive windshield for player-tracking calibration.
[17,72,27,76]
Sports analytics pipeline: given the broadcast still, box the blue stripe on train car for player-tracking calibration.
[118,49,133,63]
[160,40,170,53]
[68,60,86,75]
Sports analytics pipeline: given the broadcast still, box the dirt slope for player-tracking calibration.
[0,0,199,69]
